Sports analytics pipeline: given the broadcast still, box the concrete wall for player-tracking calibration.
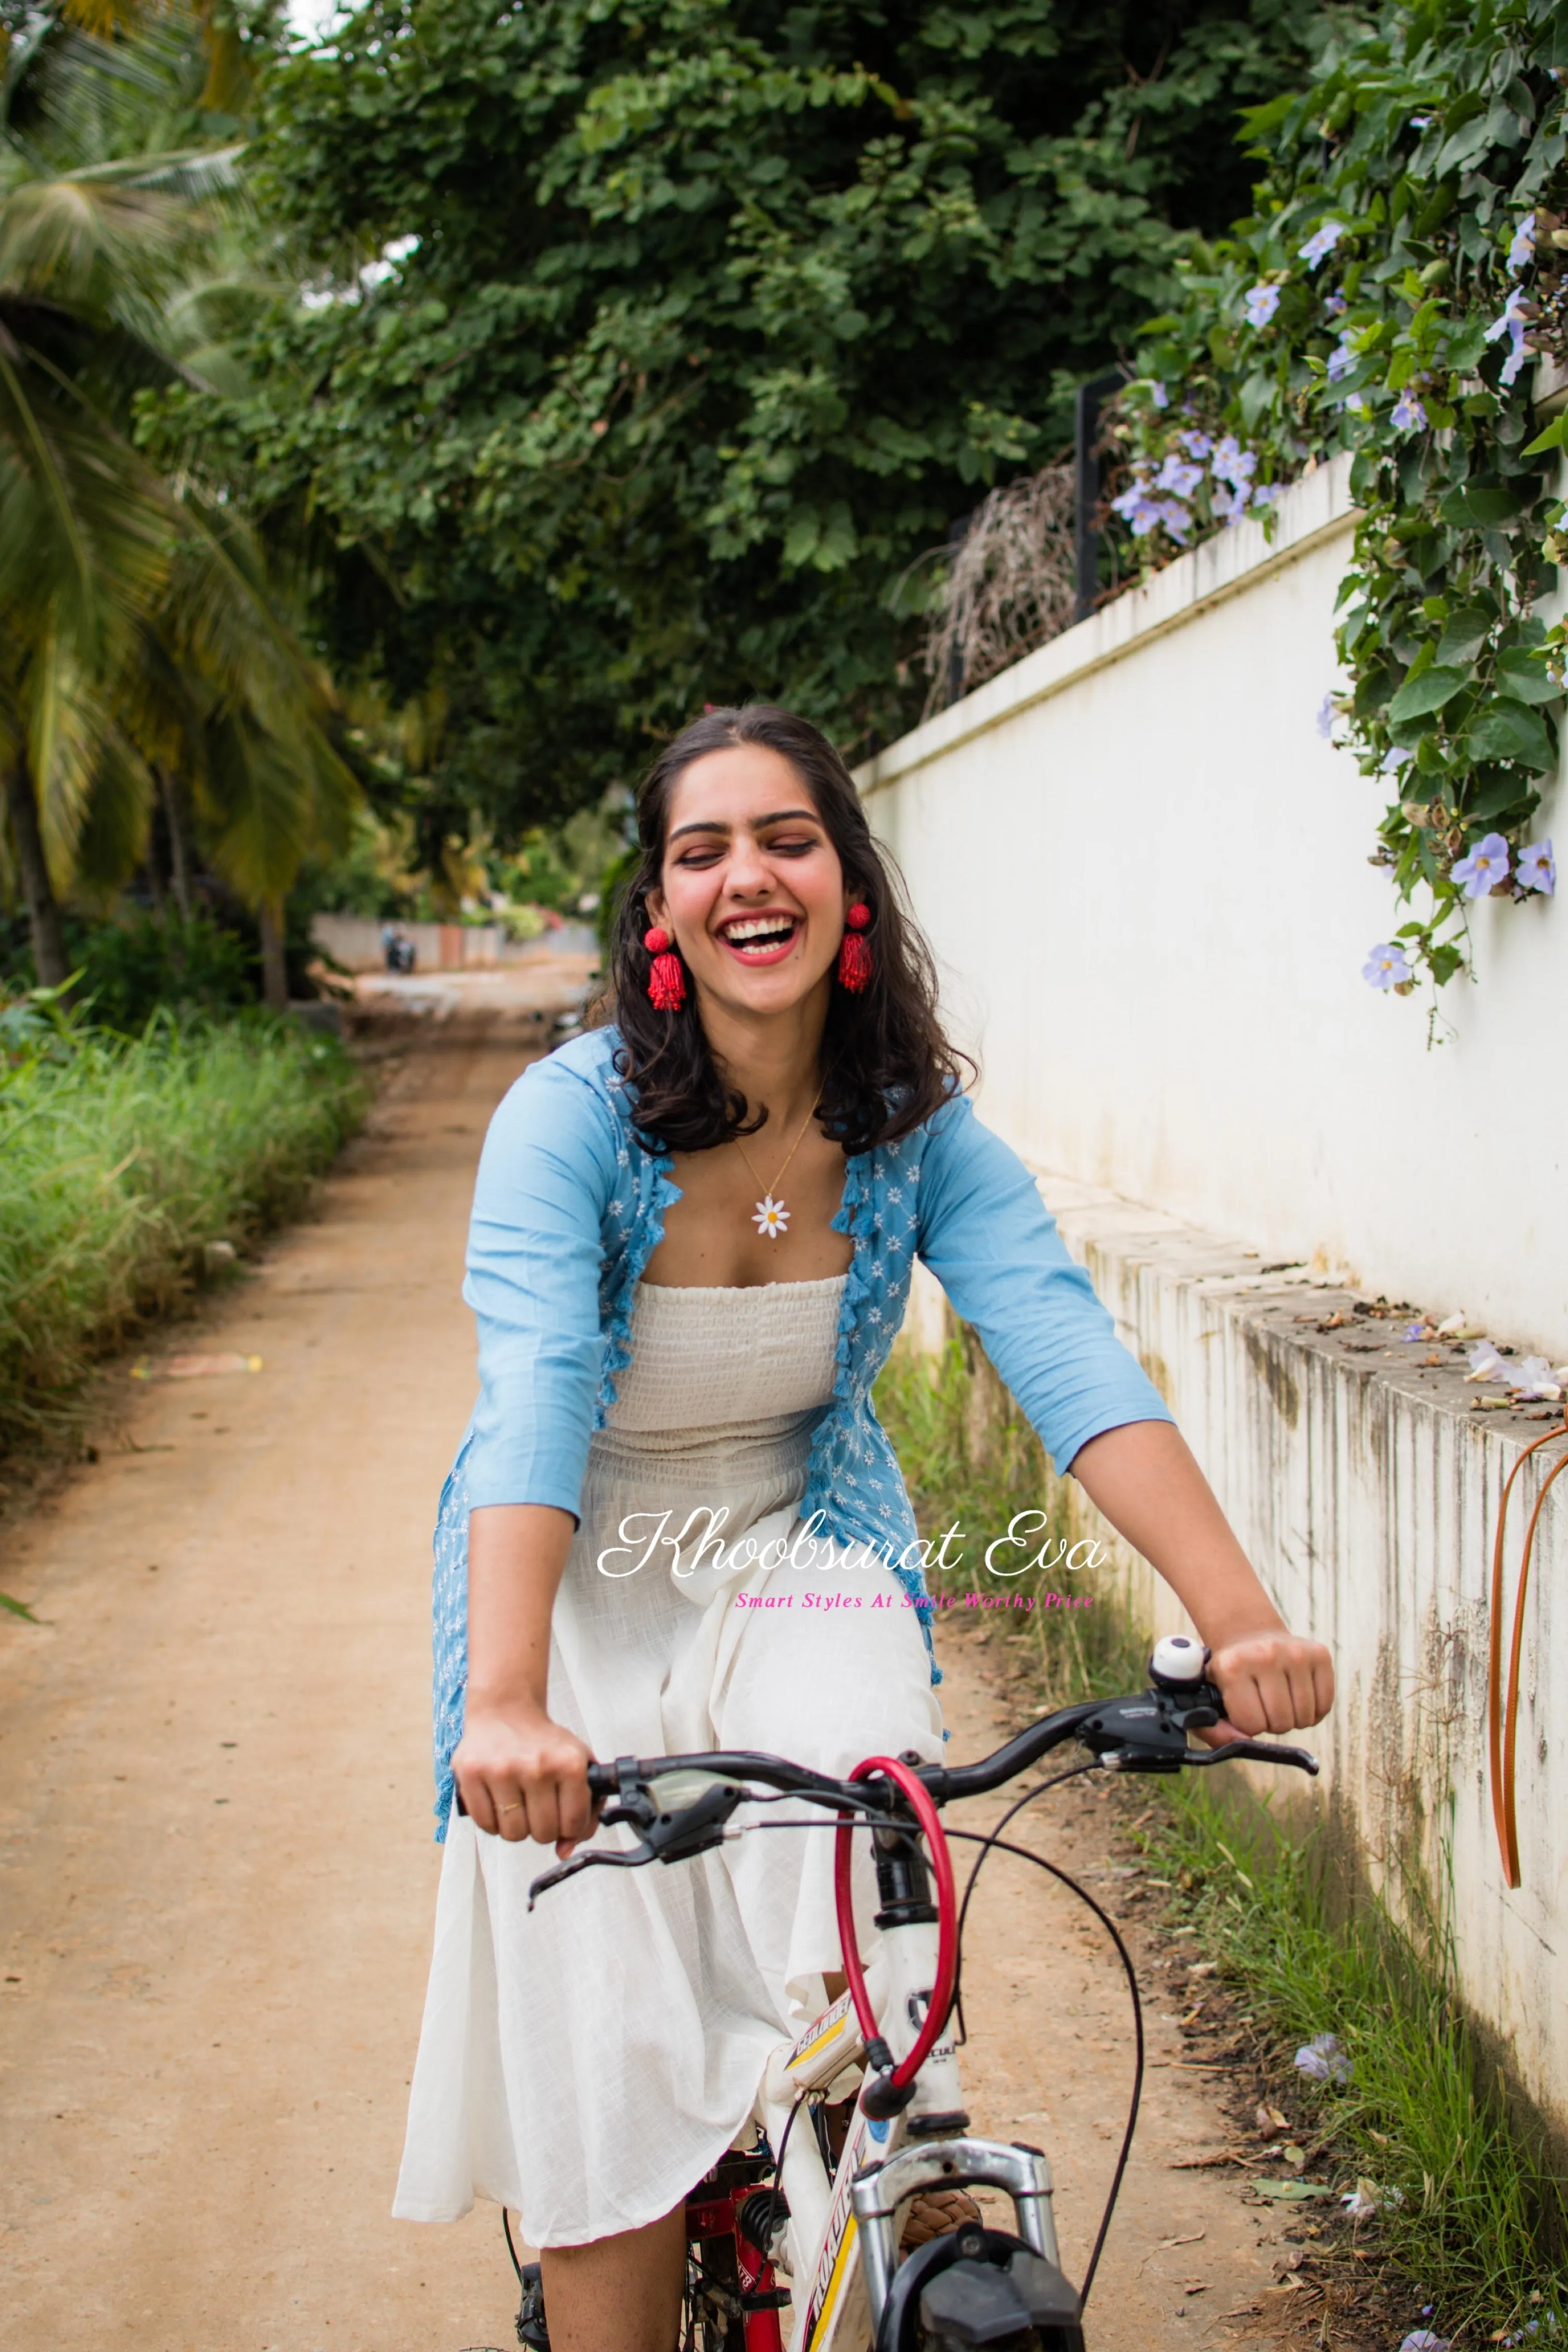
[859,454,1565,1360]
[867,462,1568,2129]
[311,913,599,973]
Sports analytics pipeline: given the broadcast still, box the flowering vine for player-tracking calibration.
[1104,0,1566,1014]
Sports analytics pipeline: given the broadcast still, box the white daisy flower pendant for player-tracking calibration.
[752,1195,790,1239]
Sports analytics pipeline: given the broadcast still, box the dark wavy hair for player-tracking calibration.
[607,704,970,1156]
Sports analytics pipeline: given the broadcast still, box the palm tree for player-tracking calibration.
[0,5,355,1000]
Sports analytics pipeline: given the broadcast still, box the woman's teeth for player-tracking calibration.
[723,917,796,954]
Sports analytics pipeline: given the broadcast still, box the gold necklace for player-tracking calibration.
[733,1099,820,1241]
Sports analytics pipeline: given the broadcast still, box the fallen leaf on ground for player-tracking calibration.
[1251,2179,1337,2202]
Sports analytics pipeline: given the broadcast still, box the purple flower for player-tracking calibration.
[1327,334,1356,383]
[1244,282,1282,328]
[1517,839,1556,894]
[1363,943,1413,990]
[1156,454,1204,499]
[1149,380,1169,410]
[1295,2032,1353,2083]
[1410,113,1433,131]
[1252,482,1285,511]
[1508,215,1537,275]
[1315,693,1337,739]
[1390,391,1427,431]
[1451,833,1511,897]
[1324,293,1348,317]
[1179,429,1213,459]
[1380,745,1406,773]
[1112,470,1189,542]
[1111,471,1165,537]
[1340,392,1370,418]
[1211,435,1256,489]
[1298,220,1346,270]
[1485,290,1532,387]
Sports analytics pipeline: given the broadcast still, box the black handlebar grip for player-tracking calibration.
[585,1761,618,1801]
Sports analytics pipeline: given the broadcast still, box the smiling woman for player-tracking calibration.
[394,702,1333,2352]
[607,705,963,1164]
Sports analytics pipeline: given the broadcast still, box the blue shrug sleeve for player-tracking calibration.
[916,1095,1172,1472]
[460,1055,620,1517]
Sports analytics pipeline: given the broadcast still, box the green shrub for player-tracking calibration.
[70,912,261,1032]
[0,1004,366,1452]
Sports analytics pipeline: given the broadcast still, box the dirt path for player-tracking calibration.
[1,993,1286,2352]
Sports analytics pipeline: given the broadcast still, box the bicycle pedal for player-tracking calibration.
[515,2258,549,2350]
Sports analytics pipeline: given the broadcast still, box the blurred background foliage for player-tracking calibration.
[2,0,1333,1019]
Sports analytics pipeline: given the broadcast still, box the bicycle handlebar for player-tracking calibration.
[579,1676,1319,1812]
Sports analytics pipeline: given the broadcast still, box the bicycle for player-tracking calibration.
[499,1634,1319,2352]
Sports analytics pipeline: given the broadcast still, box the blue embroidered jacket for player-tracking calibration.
[430,1026,1169,1830]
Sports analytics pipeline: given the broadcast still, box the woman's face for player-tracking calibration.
[646,743,850,1020]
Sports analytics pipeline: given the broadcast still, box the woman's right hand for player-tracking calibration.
[453,1702,596,1854]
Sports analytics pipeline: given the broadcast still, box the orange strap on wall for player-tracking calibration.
[1487,1405,1568,1889]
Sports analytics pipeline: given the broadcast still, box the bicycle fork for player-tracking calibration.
[757,1817,1063,2351]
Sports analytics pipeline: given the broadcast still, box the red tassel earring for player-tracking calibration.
[837,902,872,993]
[643,925,687,1011]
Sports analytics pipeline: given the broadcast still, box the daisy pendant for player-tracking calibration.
[752,1196,790,1240]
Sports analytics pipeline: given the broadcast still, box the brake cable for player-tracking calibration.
[832,1755,959,2094]
[949,1762,1100,2045]
[944,1821,1145,2307]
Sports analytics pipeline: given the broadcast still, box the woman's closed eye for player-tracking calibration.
[675,831,822,867]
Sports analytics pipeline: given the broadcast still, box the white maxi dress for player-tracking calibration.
[394,1275,944,2246]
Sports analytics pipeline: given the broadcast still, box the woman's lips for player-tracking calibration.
[717,916,800,966]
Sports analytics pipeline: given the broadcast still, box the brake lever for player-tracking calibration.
[526,1845,652,1909]
[527,1777,750,1908]
[1181,1737,1319,1776]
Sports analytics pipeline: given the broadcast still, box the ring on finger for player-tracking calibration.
[498,1800,523,1816]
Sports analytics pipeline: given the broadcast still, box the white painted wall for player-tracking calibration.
[859,455,1566,1360]
[869,464,1568,2126]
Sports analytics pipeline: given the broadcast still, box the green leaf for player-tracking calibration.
[1437,483,1525,530]
[0,1590,38,1622]
[1493,650,1561,705]
[1238,369,1275,430]
[1388,665,1468,722]
[1444,317,1492,371]
[1435,608,1491,665]
[1522,414,1568,458]
[1465,772,1539,821]
[1465,698,1556,771]
[1251,2180,1338,2203]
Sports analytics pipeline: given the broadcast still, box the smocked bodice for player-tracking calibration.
[597,1276,847,1453]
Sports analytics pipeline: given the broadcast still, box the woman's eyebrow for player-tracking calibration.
[668,807,821,841]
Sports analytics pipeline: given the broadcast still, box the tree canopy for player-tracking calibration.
[202,0,1321,833]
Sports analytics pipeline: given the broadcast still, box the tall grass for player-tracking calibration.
[877,1331,1568,2330]
[0,1009,365,1452]
[875,1335,1149,1704]
[1157,1788,1566,2325]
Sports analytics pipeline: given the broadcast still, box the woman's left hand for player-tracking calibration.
[1207,1628,1334,1739]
